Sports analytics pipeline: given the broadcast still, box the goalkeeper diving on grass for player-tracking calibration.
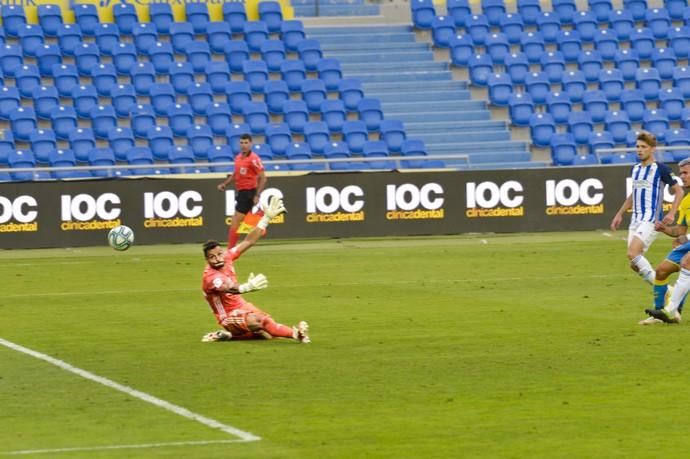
[200,196,310,343]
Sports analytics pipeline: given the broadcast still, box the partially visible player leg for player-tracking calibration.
[628,225,657,285]
[227,211,246,249]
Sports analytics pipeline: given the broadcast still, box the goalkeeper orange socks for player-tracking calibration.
[261,317,294,338]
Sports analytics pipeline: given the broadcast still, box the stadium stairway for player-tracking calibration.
[306,24,545,169]
[293,0,381,18]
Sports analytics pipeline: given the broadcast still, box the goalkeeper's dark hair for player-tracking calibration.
[203,240,221,257]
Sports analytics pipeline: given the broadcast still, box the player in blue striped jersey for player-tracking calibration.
[610,131,683,289]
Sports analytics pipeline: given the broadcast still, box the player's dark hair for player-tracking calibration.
[240,133,252,142]
[637,130,657,148]
[203,240,221,257]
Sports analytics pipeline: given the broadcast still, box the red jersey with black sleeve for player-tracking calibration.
[201,247,248,323]
[233,152,264,191]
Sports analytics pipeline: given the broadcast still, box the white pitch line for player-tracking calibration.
[0,338,261,451]
[2,439,247,456]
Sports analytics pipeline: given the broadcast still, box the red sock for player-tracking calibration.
[228,227,239,249]
[262,317,294,339]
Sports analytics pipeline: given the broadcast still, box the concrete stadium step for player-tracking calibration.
[311,33,416,44]
[326,51,435,64]
[320,42,430,52]
[295,5,380,16]
[363,80,468,93]
[466,160,549,169]
[426,140,529,154]
[381,99,486,112]
[417,131,512,144]
[341,61,449,73]
[306,25,413,35]
[350,71,453,83]
[466,152,533,164]
[393,111,493,122]
[371,90,471,103]
[405,120,507,133]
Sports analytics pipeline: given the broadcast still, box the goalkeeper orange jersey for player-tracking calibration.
[201,247,250,323]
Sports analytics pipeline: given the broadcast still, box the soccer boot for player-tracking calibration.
[293,321,311,343]
[644,308,679,324]
[638,316,663,325]
[201,330,233,342]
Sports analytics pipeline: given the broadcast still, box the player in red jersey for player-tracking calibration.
[217,133,267,249]
[201,196,310,343]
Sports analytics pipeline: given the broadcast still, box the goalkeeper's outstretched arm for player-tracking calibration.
[233,196,287,257]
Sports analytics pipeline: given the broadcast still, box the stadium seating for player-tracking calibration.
[69,128,96,162]
[72,84,98,118]
[167,103,194,137]
[223,3,247,33]
[265,80,290,114]
[33,86,59,119]
[149,3,174,34]
[304,121,330,154]
[187,125,214,159]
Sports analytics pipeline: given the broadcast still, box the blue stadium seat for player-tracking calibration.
[56,24,82,56]
[243,101,270,134]
[167,103,194,137]
[0,129,16,164]
[131,104,156,138]
[552,0,577,24]
[447,34,472,67]
[149,3,174,34]
[540,51,565,83]
[588,0,613,22]
[606,152,638,164]
[615,49,640,81]
[94,23,120,56]
[447,0,472,27]
[592,29,617,60]
[17,25,44,60]
[380,119,407,153]
[321,99,347,133]
[525,71,550,104]
[243,60,269,93]
[206,102,232,135]
[323,141,353,171]
[280,59,307,91]
[281,20,305,52]
[185,41,211,73]
[582,90,608,123]
[127,147,158,176]
[577,50,603,83]
[605,110,631,143]
[146,126,174,160]
[508,92,534,126]
[303,121,330,155]
[108,127,135,161]
[665,128,690,161]
[88,147,116,178]
[50,105,78,140]
[317,58,343,91]
[466,14,490,45]
[562,70,587,103]
[169,145,196,173]
[225,80,252,114]
[35,44,62,76]
[608,9,634,40]
[485,32,509,64]
[225,40,250,73]
[132,23,157,54]
[253,143,272,162]
[74,4,98,36]
[0,87,19,119]
[222,2,247,33]
[111,84,137,118]
[571,153,599,165]
[2,5,26,37]
[668,0,687,19]
[630,28,655,59]
[529,112,556,147]
[567,111,594,145]
[112,42,138,74]
[550,133,577,165]
[260,39,286,72]
[624,130,642,147]
[208,145,234,172]
[264,80,289,114]
[169,62,195,94]
[131,62,156,95]
[673,66,690,98]
[411,0,436,29]
[265,122,292,156]
[259,1,283,33]
[338,79,364,112]
[30,128,57,163]
[357,98,384,131]
[660,88,685,121]
[431,16,455,48]
[226,122,251,152]
[185,2,209,33]
[14,64,40,98]
[301,79,327,113]
[8,149,36,181]
[620,89,646,122]
[342,120,369,153]
[207,22,232,54]
[71,84,98,118]
[468,53,493,86]
[91,63,117,96]
[487,73,512,106]
[400,139,445,168]
[188,82,214,115]
[573,11,598,42]
[520,31,545,63]
[558,31,583,62]
[635,67,662,100]
[536,12,560,43]
[287,142,324,171]
[499,13,525,44]
[149,83,176,116]
[296,39,323,71]
[646,8,671,39]
[546,91,572,124]
[651,48,677,80]
[669,26,690,59]
[32,85,59,119]
[73,42,100,76]
[505,52,529,84]
[517,0,541,25]
[170,22,194,54]
[283,100,309,134]
[362,141,396,170]
[205,61,231,94]
[50,149,90,179]
[89,105,117,139]
[0,44,22,77]
[186,125,214,159]
[643,109,670,141]
[244,21,269,52]
[113,3,138,35]
[600,69,625,101]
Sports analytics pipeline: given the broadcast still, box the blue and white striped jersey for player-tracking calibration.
[630,162,676,224]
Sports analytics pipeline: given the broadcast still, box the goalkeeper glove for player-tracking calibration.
[238,272,268,293]
[257,196,287,230]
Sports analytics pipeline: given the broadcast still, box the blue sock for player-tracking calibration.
[654,281,669,310]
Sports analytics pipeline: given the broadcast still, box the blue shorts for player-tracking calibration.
[666,241,690,265]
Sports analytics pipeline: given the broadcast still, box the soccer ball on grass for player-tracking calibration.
[108,225,134,251]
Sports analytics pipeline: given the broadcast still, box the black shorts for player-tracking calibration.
[236,189,257,214]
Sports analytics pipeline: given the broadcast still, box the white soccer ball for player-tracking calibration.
[108,225,134,251]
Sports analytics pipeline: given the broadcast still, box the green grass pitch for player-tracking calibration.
[2,231,690,458]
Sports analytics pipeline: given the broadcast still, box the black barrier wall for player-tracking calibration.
[0,166,678,249]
